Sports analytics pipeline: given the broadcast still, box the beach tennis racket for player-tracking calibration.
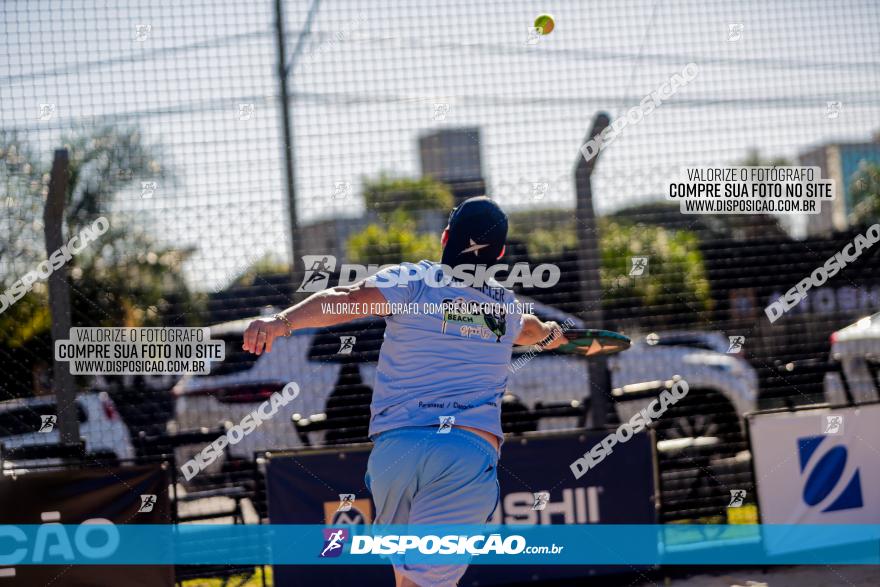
[550,328,631,357]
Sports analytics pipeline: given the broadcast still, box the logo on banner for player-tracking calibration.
[323,497,373,525]
[798,435,863,512]
[319,528,348,558]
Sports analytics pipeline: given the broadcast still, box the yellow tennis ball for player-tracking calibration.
[534,13,555,35]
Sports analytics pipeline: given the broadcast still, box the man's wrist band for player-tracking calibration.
[273,313,294,335]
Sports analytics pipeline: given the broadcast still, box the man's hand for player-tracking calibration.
[538,320,568,350]
[514,315,568,348]
[242,317,289,355]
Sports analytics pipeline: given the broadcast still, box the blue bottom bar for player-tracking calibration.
[1,524,878,565]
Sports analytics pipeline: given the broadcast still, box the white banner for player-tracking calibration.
[749,403,880,553]
[750,403,880,524]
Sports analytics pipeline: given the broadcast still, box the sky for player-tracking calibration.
[2,0,879,290]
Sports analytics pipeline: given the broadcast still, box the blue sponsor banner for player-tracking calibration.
[1,524,879,565]
[265,430,658,584]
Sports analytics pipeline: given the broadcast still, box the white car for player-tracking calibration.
[171,299,759,467]
[824,312,880,405]
[0,392,135,471]
[171,317,369,472]
[633,330,741,355]
[507,330,757,443]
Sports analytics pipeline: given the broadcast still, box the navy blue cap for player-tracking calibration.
[441,196,508,267]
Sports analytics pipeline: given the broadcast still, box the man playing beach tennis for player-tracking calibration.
[243,196,566,586]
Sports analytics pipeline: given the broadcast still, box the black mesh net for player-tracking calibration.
[1,1,879,582]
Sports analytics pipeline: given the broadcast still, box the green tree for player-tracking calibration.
[508,209,576,257]
[0,127,201,334]
[0,292,50,348]
[347,211,440,265]
[506,205,711,324]
[850,161,880,226]
[605,150,792,241]
[346,174,450,265]
[600,218,712,325]
[229,254,289,289]
[362,174,453,221]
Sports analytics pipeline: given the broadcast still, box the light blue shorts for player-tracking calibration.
[365,426,500,586]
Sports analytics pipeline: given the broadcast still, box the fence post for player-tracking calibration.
[43,148,79,444]
[574,113,612,428]
[275,0,321,301]
[275,0,303,299]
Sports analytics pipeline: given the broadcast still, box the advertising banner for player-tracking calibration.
[0,464,173,586]
[749,403,880,554]
[266,430,657,586]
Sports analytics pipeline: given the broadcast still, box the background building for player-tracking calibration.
[799,139,880,235]
[418,127,487,204]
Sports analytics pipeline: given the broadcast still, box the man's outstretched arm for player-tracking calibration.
[242,280,389,355]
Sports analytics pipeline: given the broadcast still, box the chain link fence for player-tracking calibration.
[2,0,880,583]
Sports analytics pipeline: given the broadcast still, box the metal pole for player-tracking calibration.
[574,113,612,428]
[275,0,302,298]
[43,148,79,443]
[275,0,322,300]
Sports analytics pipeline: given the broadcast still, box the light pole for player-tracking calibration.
[274,0,322,298]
